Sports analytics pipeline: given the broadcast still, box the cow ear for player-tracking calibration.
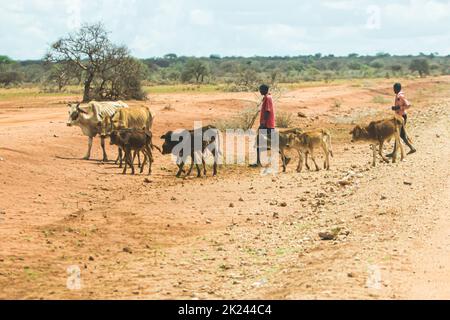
[161,131,172,139]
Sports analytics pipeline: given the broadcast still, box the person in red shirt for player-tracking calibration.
[251,84,285,167]
[388,83,416,157]
[259,85,276,129]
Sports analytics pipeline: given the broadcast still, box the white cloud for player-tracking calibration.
[1,0,450,59]
[189,9,214,26]
[384,0,450,23]
[322,0,358,10]
[265,24,307,39]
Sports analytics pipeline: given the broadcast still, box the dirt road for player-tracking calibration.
[0,77,449,299]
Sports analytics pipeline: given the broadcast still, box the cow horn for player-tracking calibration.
[76,103,88,114]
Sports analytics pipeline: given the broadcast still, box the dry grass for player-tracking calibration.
[372,95,390,104]
[276,111,294,128]
[332,99,342,109]
[214,107,259,131]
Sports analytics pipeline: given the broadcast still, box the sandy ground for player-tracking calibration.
[0,77,449,299]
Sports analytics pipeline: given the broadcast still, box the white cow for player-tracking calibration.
[67,101,128,161]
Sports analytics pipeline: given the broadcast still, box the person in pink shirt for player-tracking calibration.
[388,83,416,157]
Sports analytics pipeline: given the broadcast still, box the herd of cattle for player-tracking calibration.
[66,101,407,177]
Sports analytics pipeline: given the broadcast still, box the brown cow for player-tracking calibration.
[350,116,405,167]
[100,106,155,168]
[109,129,157,175]
[278,128,303,171]
[280,129,334,173]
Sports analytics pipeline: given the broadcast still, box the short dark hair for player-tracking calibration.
[394,83,402,92]
[259,84,269,95]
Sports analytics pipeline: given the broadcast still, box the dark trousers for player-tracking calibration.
[400,114,408,143]
[256,126,274,165]
[393,114,415,153]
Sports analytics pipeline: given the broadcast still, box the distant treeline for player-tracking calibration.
[1,52,450,92]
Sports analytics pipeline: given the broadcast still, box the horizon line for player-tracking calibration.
[5,52,449,62]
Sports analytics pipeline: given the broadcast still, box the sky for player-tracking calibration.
[1,0,450,60]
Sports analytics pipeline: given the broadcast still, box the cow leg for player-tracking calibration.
[379,141,390,163]
[304,152,311,171]
[140,147,151,175]
[296,151,304,173]
[140,150,147,174]
[399,140,406,162]
[123,147,134,175]
[115,148,122,167]
[84,137,93,160]
[128,148,135,175]
[212,149,218,177]
[100,136,108,162]
[137,152,142,168]
[372,144,377,167]
[378,141,395,163]
[322,143,330,170]
[196,163,202,178]
[397,130,406,162]
[123,149,129,175]
[176,161,186,178]
[145,146,153,175]
[279,150,287,173]
[310,150,320,171]
[120,148,125,168]
[392,131,403,164]
[186,157,195,177]
[131,151,137,166]
[202,158,207,176]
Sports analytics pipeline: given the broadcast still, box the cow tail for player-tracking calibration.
[324,130,334,158]
[147,108,155,131]
[151,143,163,154]
[144,128,162,154]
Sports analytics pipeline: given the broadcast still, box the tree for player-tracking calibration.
[227,68,261,92]
[370,60,384,69]
[409,59,430,77]
[0,55,13,65]
[164,53,178,60]
[45,23,144,101]
[0,55,14,72]
[181,59,209,83]
[390,64,403,73]
[45,62,80,91]
[0,71,23,86]
[94,57,148,100]
[348,62,362,70]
